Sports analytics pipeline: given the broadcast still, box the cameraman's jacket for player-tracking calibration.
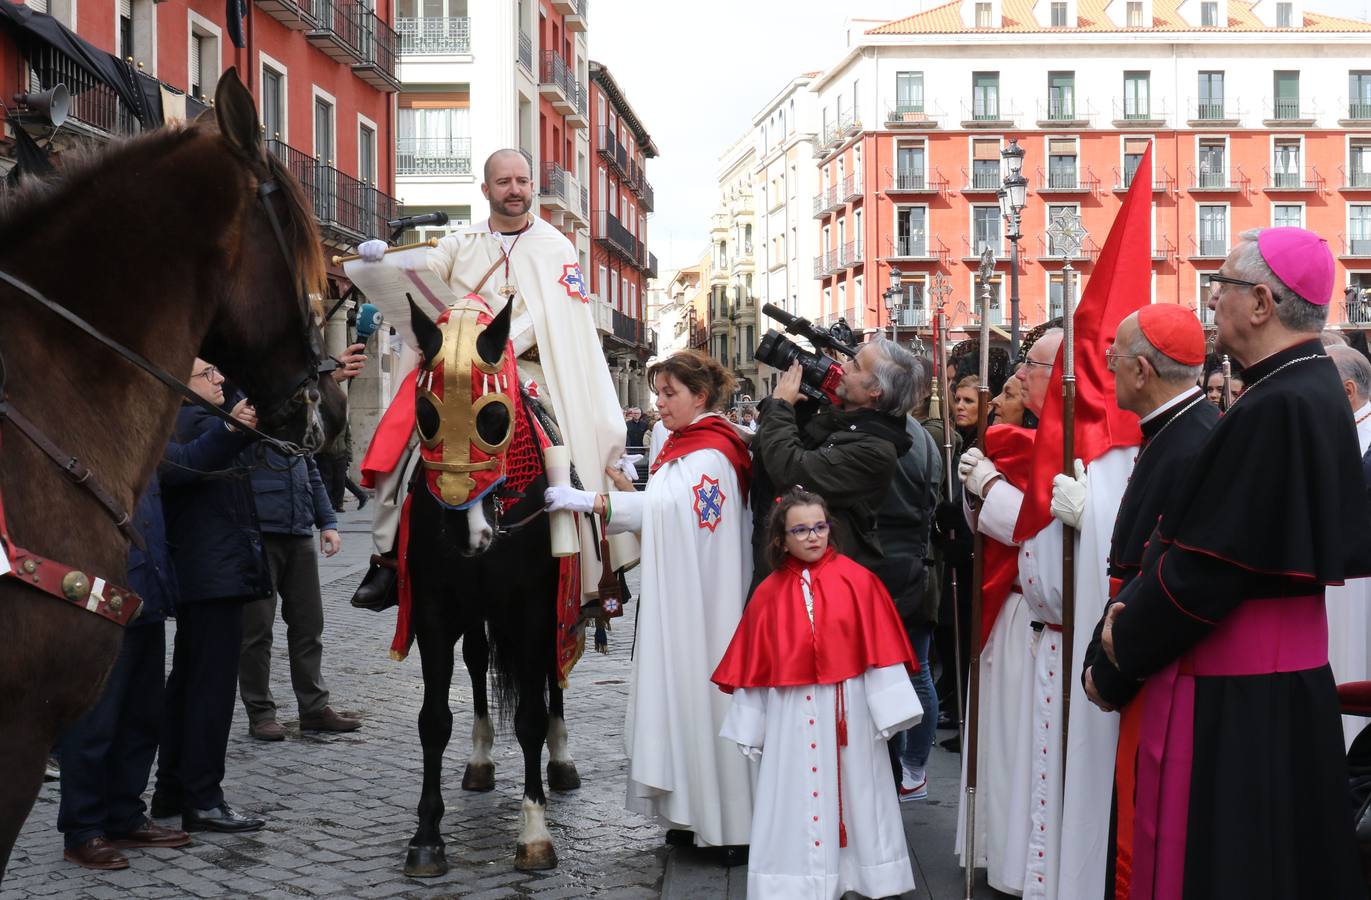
[753,399,913,582]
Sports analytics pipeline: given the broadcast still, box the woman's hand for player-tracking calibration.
[605,465,636,492]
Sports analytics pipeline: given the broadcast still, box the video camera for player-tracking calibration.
[754,304,858,404]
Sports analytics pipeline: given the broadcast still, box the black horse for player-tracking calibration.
[401,298,582,876]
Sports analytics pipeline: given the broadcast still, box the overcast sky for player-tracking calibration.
[587,0,1370,275]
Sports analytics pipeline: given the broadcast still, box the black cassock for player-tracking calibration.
[1082,386,1218,899]
[1102,340,1371,900]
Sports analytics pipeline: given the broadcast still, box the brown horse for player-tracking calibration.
[0,68,335,879]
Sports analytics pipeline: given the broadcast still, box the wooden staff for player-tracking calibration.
[964,248,995,900]
[933,303,965,754]
[331,237,439,267]
[1060,256,1078,778]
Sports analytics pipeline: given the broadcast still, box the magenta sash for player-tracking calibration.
[1129,595,1328,900]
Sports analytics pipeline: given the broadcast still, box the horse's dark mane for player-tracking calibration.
[0,124,203,235]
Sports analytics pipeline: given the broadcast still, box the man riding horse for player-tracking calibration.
[350,147,636,644]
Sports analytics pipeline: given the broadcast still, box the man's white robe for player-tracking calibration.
[1326,401,1371,748]
[1050,446,1133,900]
[721,665,920,900]
[607,433,755,846]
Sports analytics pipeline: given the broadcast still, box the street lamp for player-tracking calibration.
[1000,138,1029,359]
[883,266,904,342]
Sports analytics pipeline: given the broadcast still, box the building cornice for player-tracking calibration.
[589,60,659,156]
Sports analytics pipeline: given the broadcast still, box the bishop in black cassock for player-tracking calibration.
[1097,228,1371,900]
[1080,305,1220,900]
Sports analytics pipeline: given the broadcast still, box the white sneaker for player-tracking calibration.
[898,766,927,801]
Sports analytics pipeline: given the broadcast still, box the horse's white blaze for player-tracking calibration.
[518,797,553,847]
[547,716,573,763]
[466,503,493,554]
[470,714,494,765]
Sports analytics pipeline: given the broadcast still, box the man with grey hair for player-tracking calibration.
[1096,227,1371,896]
[1324,343,1371,748]
[753,336,918,584]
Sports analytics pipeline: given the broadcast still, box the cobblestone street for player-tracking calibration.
[2,510,666,900]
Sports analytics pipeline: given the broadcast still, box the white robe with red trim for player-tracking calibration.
[605,445,755,846]
[1326,401,1371,748]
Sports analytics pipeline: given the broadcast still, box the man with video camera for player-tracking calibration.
[751,334,920,586]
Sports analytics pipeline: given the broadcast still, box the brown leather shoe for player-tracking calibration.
[63,836,129,870]
[249,719,287,741]
[110,818,192,849]
[299,707,362,733]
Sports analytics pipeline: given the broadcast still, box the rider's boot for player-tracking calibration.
[350,550,398,611]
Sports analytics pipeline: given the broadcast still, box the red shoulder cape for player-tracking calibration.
[651,414,752,498]
[359,367,419,489]
[711,549,916,692]
[980,424,1036,644]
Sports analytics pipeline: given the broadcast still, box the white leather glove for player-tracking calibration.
[357,239,389,263]
[1051,458,1088,529]
[544,485,597,514]
[615,453,644,481]
[958,448,1002,499]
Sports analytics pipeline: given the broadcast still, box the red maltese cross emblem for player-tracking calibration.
[558,263,589,303]
[692,474,726,532]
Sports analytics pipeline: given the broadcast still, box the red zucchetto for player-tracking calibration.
[1136,304,1206,366]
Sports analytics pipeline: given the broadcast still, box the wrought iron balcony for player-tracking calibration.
[1112,98,1167,124]
[885,166,946,195]
[960,99,1017,126]
[396,16,470,54]
[596,127,630,177]
[26,45,139,138]
[1153,235,1175,262]
[305,0,366,63]
[1187,97,1239,124]
[518,31,533,73]
[1345,100,1371,122]
[885,103,943,128]
[1264,97,1315,123]
[1112,164,1173,193]
[839,241,864,268]
[962,166,1002,194]
[1343,292,1371,325]
[1188,236,1229,259]
[811,186,841,217]
[1036,233,1099,261]
[255,0,318,30]
[353,10,400,90]
[266,139,398,243]
[1036,166,1098,193]
[1340,235,1371,258]
[610,308,648,348]
[396,136,472,175]
[594,212,638,264]
[1188,165,1247,192]
[887,234,940,260]
[1340,166,1371,191]
[1262,165,1322,192]
[539,51,577,115]
[841,175,863,202]
[1035,98,1093,126]
[563,0,588,31]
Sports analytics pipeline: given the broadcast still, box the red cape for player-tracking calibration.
[981,424,1036,644]
[359,367,419,489]
[1013,145,1150,543]
[711,549,916,692]
[652,414,752,498]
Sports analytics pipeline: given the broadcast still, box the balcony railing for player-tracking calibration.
[1340,166,1371,190]
[256,0,318,30]
[1188,165,1246,191]
[888,234,938,259]
[610,308,648,347]
[594,212,638,263]
[1266,97,1314,121]
[1189,236,1229,258]
[1263,165,1321,191]
[564,0,588,30]
[1036,233,1099,260]
[841,175,863,201]
[1113,164,1173,193]
[1340,235,1371,257]
[596,127,629,177]
[540,51,575,111]
[540,162,586,220]
[266,139,398,241]
[821,111,861,147]
[962,166,1002,193]
[1036,166,1098,193]
[396,136,472,175]
[27,45,139,137]
[839,241,864,268]
[1347,100,1371,121]
[961,99,1017,124]
[305,0,365,62]
[353,10,400,89]
[1112,98,1167,122]
[1188,98,1239,123]
[1344,293,1371,325]
[518,31,533,73]
[396,16,470,54]
[1153,235,1175,262]
[811,186,840,217]
[1036,98,1093,124]
[895,306,930,327]
[636,176,655,212]
[962,236,1004,259]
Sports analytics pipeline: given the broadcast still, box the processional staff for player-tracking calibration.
[963,246,997,900]
[1221,353,1233,411]
[1045,206,1088,778]
[929,271,964,755]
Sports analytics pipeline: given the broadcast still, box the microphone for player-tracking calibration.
[355,303,384,342]
[385,211,450,230]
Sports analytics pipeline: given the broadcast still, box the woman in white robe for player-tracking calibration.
[549,350,755,851]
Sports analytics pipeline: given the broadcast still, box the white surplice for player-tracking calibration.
[607,429,755,846]
[1327,402,1371,749]
[722,668,920,900]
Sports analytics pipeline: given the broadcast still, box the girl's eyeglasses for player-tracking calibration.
[786,522,831,540]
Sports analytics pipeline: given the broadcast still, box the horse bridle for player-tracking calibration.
[0,167,327,543]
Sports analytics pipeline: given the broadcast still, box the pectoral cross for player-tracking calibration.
[498,283,517,301]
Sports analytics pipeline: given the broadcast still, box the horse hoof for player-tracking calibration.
[461,762,495,792]
[404,844,448,878]
[547,760,582,792]
[515,839,558,870]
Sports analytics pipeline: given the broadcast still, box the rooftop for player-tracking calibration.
[867,0,1371,34]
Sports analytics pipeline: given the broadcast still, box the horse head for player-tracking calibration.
[196,68,330,452]
[410,295,516,556]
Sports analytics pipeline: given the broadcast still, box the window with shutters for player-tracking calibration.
[1273,71,1300,119]
[190,35,202,99]
[359,124,376,184]
[1047,72,1075,120]
[1123,137,1150,188]
[24,0,47,14]
[972,72,999,120]
[1198,138,1227,188]
[397,103,470,175]
[1123,71,1150,119]
[1350,138,1371,188]
[1273,138,1301,188]
[1048,137,1077,188]
[119,0,133,61]
[262,67,285,141]
[972,138,1000,189]
[1197,71,1225,120]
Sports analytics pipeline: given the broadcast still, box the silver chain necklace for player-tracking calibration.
[1229,353,1323,409]
[1135,392,1207,465]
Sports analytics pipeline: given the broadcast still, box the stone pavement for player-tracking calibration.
[2,507,666,899]
[3,503,1002,900]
